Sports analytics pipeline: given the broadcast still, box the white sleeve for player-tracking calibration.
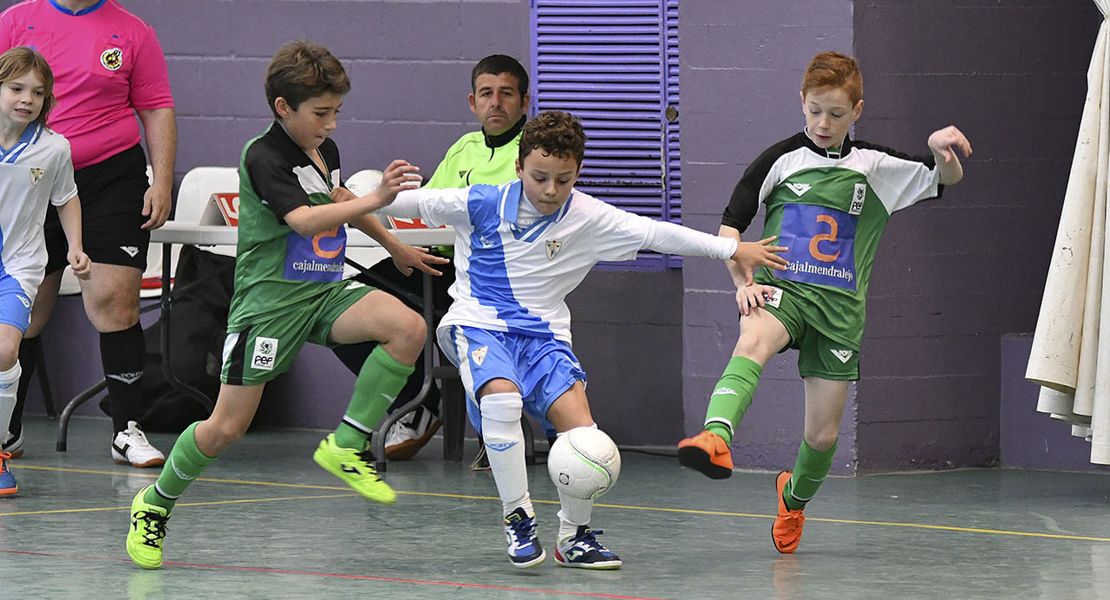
[379,187,470,227]
[643,220,737,260]
[50,140,78,206]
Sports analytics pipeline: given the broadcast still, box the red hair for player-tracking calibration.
[801,52,863,105]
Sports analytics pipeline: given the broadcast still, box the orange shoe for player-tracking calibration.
[676,431,733,479]
[772,470,805,553]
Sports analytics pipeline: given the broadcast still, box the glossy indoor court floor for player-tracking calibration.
[1,415,1108,599]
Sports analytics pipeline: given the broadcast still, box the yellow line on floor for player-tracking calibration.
[0,493,360,517]
[12,464,1110,543]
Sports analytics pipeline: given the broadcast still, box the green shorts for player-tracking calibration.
[221,280,374,385]
[757,285,860,381]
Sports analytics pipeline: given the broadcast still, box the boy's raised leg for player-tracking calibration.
[677,356,762,479]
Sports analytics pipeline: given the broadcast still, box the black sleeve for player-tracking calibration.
[244,138,340,221]
[721,135,801,233]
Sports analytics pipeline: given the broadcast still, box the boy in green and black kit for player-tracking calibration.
[125,40,445,570]
[677,51,972,554]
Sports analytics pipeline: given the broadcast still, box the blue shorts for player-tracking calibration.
[0,273,31,333]
[446,325,586,437]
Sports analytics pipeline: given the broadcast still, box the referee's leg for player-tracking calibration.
[79,263,165,467]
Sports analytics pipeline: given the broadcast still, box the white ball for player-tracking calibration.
[344,169,383,196]
[547,427,621,500]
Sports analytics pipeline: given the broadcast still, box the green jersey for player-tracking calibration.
[423,116,524,189]
[228,122,347,330]
[723,132,943,350]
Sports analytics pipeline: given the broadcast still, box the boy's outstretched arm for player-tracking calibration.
[719,224,789,287]
[349,213,447,277]
[928,125,972,185]
[284,160,421,237]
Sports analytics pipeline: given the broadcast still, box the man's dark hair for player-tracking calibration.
[470,54,529,97]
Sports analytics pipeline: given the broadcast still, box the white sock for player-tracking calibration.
[503,492,534,518]
[556,489,593,540]
[0,362,21,439]
[480,392,528,504]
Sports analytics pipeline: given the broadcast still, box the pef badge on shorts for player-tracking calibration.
[251,336,279,371]
[29,167,44,186]
[101,47,123,71]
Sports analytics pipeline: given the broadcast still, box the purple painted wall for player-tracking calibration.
[851,0,1099,471]
[23,0,684,447]
[679,1,858,473]
[1001,335,1109,472]
[21,1,1104,469]
[679,0,1101,473]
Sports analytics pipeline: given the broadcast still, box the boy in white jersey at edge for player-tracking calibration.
[361,110,789,569]
[0,47,90,495]
[676,51,972,554]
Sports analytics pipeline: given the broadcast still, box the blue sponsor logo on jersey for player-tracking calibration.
[775,203,858,291]
[284,226,347,282]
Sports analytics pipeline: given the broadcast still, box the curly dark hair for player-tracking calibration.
[264,40,350,119]
[518,111,586,167]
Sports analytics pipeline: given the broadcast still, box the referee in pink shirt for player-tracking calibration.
[0,0,176,467]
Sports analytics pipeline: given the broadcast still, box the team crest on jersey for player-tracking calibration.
[29,167,44,186]
[101,48,123,71]
[849,183,867,215]
[545,239,563,260]
[470,346,488,366]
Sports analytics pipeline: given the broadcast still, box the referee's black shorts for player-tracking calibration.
[45,143,151,274]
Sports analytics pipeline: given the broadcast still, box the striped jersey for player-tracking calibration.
[723,131,942,349]
[387,181,734,365]
[0,122,77,298]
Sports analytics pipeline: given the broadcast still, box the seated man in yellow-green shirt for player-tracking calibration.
[332,54,530,461]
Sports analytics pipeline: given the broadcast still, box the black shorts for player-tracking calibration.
[45,143,151,273]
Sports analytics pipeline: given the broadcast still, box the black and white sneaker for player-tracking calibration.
[112,421,165,468]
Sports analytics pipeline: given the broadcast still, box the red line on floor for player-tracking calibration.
[0,549,669,599]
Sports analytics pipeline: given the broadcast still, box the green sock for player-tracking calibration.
[783,439,837,511]
[334,345,415,449]
[704,356,762,445]
[145,422,215,510]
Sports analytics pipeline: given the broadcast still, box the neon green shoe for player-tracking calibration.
[313,434,397,505]
[126,485,171,569]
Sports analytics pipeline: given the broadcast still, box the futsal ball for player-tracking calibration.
[547,427,621,500]
[344,169,383,196]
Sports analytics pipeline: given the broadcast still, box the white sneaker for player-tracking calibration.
[383,406,441,461]
[1,431,22,459]
[112,421,166,468]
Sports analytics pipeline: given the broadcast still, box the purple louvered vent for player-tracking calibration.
[531,0,681,270]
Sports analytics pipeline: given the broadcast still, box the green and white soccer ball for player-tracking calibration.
[547,427,621,500]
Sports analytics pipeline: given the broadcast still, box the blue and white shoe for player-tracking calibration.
[504,507,545,568]
[555,526,622,569]
[0,452,17,496]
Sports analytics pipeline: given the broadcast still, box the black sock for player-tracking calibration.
[100,324,145,433]
[9,337,39,438]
